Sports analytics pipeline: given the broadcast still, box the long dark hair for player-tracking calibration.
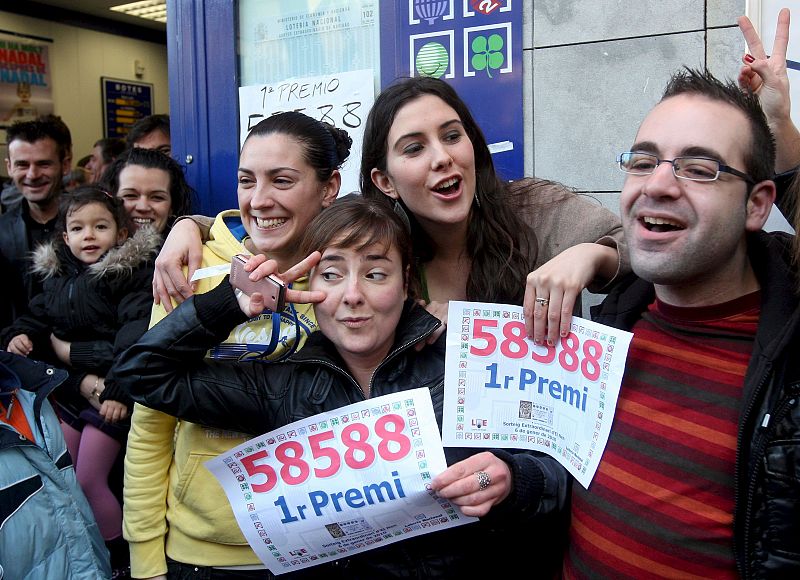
[101,147,194,230]
[360,76,534,304]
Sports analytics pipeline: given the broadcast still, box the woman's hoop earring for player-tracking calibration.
[474,191,482,208]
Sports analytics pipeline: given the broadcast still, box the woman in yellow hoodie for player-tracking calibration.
[123,112,352,579]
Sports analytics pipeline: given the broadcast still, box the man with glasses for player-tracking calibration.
[563,68,799,578]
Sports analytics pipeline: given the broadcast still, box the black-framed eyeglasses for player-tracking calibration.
[617,152,755,184]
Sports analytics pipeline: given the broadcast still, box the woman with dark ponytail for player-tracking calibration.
[124,112,352,579]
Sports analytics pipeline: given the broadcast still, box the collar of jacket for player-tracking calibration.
[0,351,68,448]
[30,225,162,280]
[287,300,442,400]
[745,231,799,363]
[0,351,68,398]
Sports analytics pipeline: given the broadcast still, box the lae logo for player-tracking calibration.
[471,0,503,15]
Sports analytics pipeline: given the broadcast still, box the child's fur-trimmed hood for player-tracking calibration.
[30,226,162,280]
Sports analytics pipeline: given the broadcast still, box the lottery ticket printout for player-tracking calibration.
[442,301,633,488]
[206,388,476,574]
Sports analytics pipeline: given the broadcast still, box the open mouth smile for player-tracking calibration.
[255,217,287,229]
[432,177,461,196]
[641,215,685,233]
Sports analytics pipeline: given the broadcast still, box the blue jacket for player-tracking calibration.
[0,351,110,579]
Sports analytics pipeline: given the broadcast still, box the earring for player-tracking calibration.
[393,199,411,231]
[474,191,481,208]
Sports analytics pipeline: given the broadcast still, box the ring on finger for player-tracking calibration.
[475,470,491,491]
[535,297,550,307]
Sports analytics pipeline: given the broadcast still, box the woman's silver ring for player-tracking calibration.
[476,470,491,490]
[535,297,549,306]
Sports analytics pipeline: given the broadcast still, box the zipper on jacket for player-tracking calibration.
[295,322,439,401]
[739,374,798,578]
[366,324,439,397]
[741,390,797,575]
[734,363,770,579]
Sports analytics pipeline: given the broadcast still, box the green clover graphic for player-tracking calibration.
[471,34,505,78]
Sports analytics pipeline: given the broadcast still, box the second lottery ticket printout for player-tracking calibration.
[206,388,476,574]
[442,301,633,488]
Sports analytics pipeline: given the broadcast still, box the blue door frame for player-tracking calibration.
[167,0,239,216]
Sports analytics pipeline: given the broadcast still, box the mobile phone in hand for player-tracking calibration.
[230,254,286,312]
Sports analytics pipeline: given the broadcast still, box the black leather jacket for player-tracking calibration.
[113,280,569,578]
[591,231,800,579]
[0,201,37,322]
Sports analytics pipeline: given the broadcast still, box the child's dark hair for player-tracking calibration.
[57,186,130,236]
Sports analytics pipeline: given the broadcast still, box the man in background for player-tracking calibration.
[86,137,125,183]
[125,113,171,156]
[0,115,72,321]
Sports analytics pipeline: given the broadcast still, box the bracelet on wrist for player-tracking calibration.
[91,377,101,399]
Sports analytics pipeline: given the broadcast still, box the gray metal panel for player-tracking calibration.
[532,0,703,48]
[708,0,747,28]
[532,32,705,191]
[708,25,748,81]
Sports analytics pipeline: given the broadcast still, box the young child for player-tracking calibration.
[1,185,160,578]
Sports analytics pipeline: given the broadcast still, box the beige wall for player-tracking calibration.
[0,10,168,175]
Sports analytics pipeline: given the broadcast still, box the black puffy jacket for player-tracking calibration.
[591,231,800,579]
[1,227,160,404]
[113,280,569,578]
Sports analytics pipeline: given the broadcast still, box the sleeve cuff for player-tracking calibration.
[180,214,214,240]
[69,341,98,369]
[126,537,168,579]
[193,275,249,332]
[99,379,133,407]
[588,235,628,294]
[488,448,545,517]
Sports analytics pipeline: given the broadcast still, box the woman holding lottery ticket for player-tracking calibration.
[113,194,567,578]
[360,76,628,347]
